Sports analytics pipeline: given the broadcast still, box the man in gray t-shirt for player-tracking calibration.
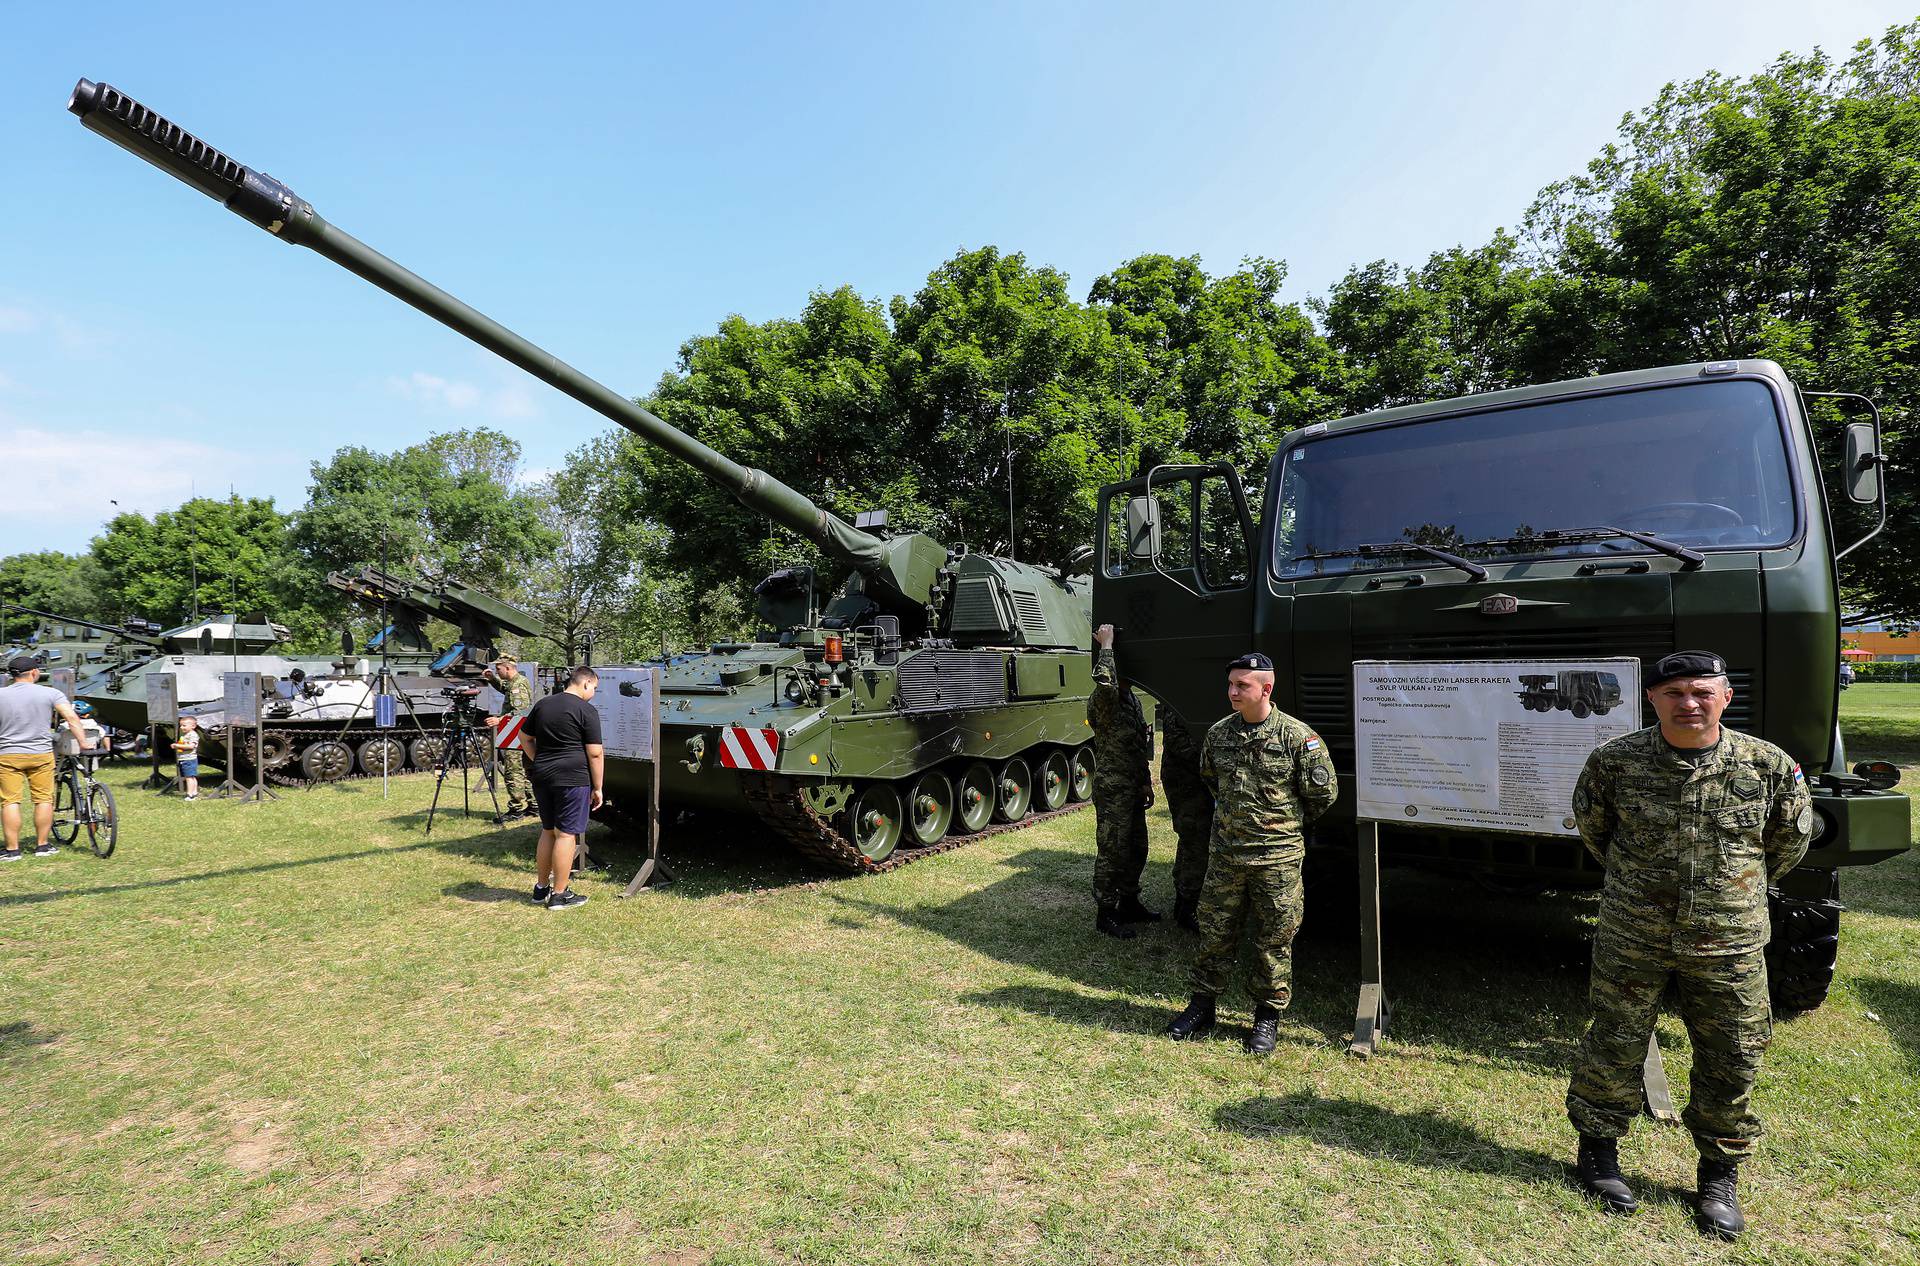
[1,655,92,859]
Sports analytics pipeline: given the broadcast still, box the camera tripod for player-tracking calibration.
[423,701,500,836]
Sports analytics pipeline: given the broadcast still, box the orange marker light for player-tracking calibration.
[823,634,843,664]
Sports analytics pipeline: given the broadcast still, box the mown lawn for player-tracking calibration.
[1,696,1915,1265]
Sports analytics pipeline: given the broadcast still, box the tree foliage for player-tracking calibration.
[0,551,110,623]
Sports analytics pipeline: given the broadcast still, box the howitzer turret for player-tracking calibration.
[70,80,1099,871]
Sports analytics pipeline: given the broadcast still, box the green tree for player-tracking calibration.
[514,435,657,664]
[89,496,328,644]
[0,551,109,622]
[293,427,557,597]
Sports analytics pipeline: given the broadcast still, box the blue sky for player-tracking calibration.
[4,1,1914,555]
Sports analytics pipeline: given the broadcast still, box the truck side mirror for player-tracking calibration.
[1845,421,1881,505]
[1126,497,1162,560]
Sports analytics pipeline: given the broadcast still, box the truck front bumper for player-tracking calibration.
[1804,788,1911,868]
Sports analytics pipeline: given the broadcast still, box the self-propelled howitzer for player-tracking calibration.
[71,80,1100,869]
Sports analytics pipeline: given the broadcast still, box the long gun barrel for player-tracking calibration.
[1,605,167,650]
[67,80,912,601]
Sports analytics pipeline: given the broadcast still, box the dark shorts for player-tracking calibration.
[533,782,593,836]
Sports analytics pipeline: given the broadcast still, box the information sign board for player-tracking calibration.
[1353,658,1642,836]
[147,673,179,727]
[590,667,657,762]
[222,672,262,729]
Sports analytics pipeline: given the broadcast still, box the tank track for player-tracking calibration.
[742,772,1088,875]
[219,726,491,790]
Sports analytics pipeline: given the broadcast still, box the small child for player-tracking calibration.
[172,717,201,800]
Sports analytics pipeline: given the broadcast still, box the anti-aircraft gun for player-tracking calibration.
[70,79,1098,869]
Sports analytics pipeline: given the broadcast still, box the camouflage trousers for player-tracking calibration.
[1566,934,1772,1164]
[1091,785,1149,907]
[498,748,532,812]
[1161,773,1212,903]
[1188,853,1303,1008]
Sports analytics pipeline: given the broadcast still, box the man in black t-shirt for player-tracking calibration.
[519,666,605,910]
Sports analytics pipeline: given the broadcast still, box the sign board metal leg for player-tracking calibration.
[1641,1031,1679,1124]
[1348,820,1389,1058]
[622,671,672,894]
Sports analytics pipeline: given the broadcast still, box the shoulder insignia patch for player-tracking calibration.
[1573,786,1590,813]
[1310,765,1331,786]
[1796,805,1813,834]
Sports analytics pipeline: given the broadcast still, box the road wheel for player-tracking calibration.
[408,735,448,769]
[955,762,995,833]
[906,771,954,846]
[358,737,406,775]
[301,740,354,782]
[845,783,903,863]
[85,783,118,857]
[993,757,1033,823]
[1068,747,1095,802]
[1036,749,1072,812]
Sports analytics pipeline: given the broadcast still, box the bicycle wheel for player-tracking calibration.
[85,781,118,858]
[49,773,80,846]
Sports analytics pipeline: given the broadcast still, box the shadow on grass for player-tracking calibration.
[840,845,1598,1072]
[1851,976,1920,1071]
[0,1020,56,1061]
[0,840,447,907]
[1213,1091,1694,1206]
[444,881,534,904]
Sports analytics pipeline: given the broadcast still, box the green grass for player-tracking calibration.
[2,698,1917,1265]
[1842,684,1920,763]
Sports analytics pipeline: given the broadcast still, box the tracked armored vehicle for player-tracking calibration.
[214,568,547,784]
[67,80,1098,870]
[2,605,164,676]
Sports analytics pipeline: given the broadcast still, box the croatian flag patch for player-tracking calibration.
[1792,764,1804,783]
[1305,735,1323,751]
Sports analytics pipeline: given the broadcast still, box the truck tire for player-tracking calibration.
[1766,873,1843,1016]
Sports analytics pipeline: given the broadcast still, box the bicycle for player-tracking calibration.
[49,748,117,858]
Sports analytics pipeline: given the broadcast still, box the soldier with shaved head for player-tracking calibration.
[1565,650,1811,1241]
[1165,651,1336,1055]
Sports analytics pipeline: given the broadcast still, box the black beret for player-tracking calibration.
[1648,650,1728,687]
[1226,652,1274,672]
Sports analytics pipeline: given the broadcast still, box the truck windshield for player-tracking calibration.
[1273,379,1798,578]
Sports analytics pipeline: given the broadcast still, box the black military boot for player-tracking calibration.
[1115,894,1161,923]
[1245,1003,1280,1055]
[1695,1159,1744,1240]
[1095,906,1137,939]
[1573,1135,1638,1215]
[1164,994,1216,1041]
[1172,894,1200,932]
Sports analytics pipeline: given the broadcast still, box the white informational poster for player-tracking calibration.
[222,672,262,729]
[590,667,657,761]
[147,673,179,726]
[1354,659,1642,836]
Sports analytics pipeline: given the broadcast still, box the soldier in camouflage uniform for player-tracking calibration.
[484,655,536,821]
[1088,624,1156,939]
[1166,651,1337,1055]
[1160,709,1214,931]
[1566,651,1811,1241]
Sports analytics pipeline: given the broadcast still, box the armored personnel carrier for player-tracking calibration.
[68,79,1097,870]
[2,605,163,675]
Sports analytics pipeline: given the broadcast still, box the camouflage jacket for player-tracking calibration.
[1087,647,1151,789]
[1199,707,1337,860]
[1573,725,1811,956]
[500,672,533,713]
[1160,709,1210,793]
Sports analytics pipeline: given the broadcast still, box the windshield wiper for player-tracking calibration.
[1297,545,1489,584]
[1526,526,1705,570]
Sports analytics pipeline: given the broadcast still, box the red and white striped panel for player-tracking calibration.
[717,726,780,770]
[495,715,527,751]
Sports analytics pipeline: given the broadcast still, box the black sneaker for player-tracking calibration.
[546,889,589,911]
[33,844,58,857]
[531,883,552,905]
[0,850,20,863]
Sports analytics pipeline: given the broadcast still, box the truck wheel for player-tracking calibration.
[1571,700,1591,719]
[1767,877,1843,1015]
